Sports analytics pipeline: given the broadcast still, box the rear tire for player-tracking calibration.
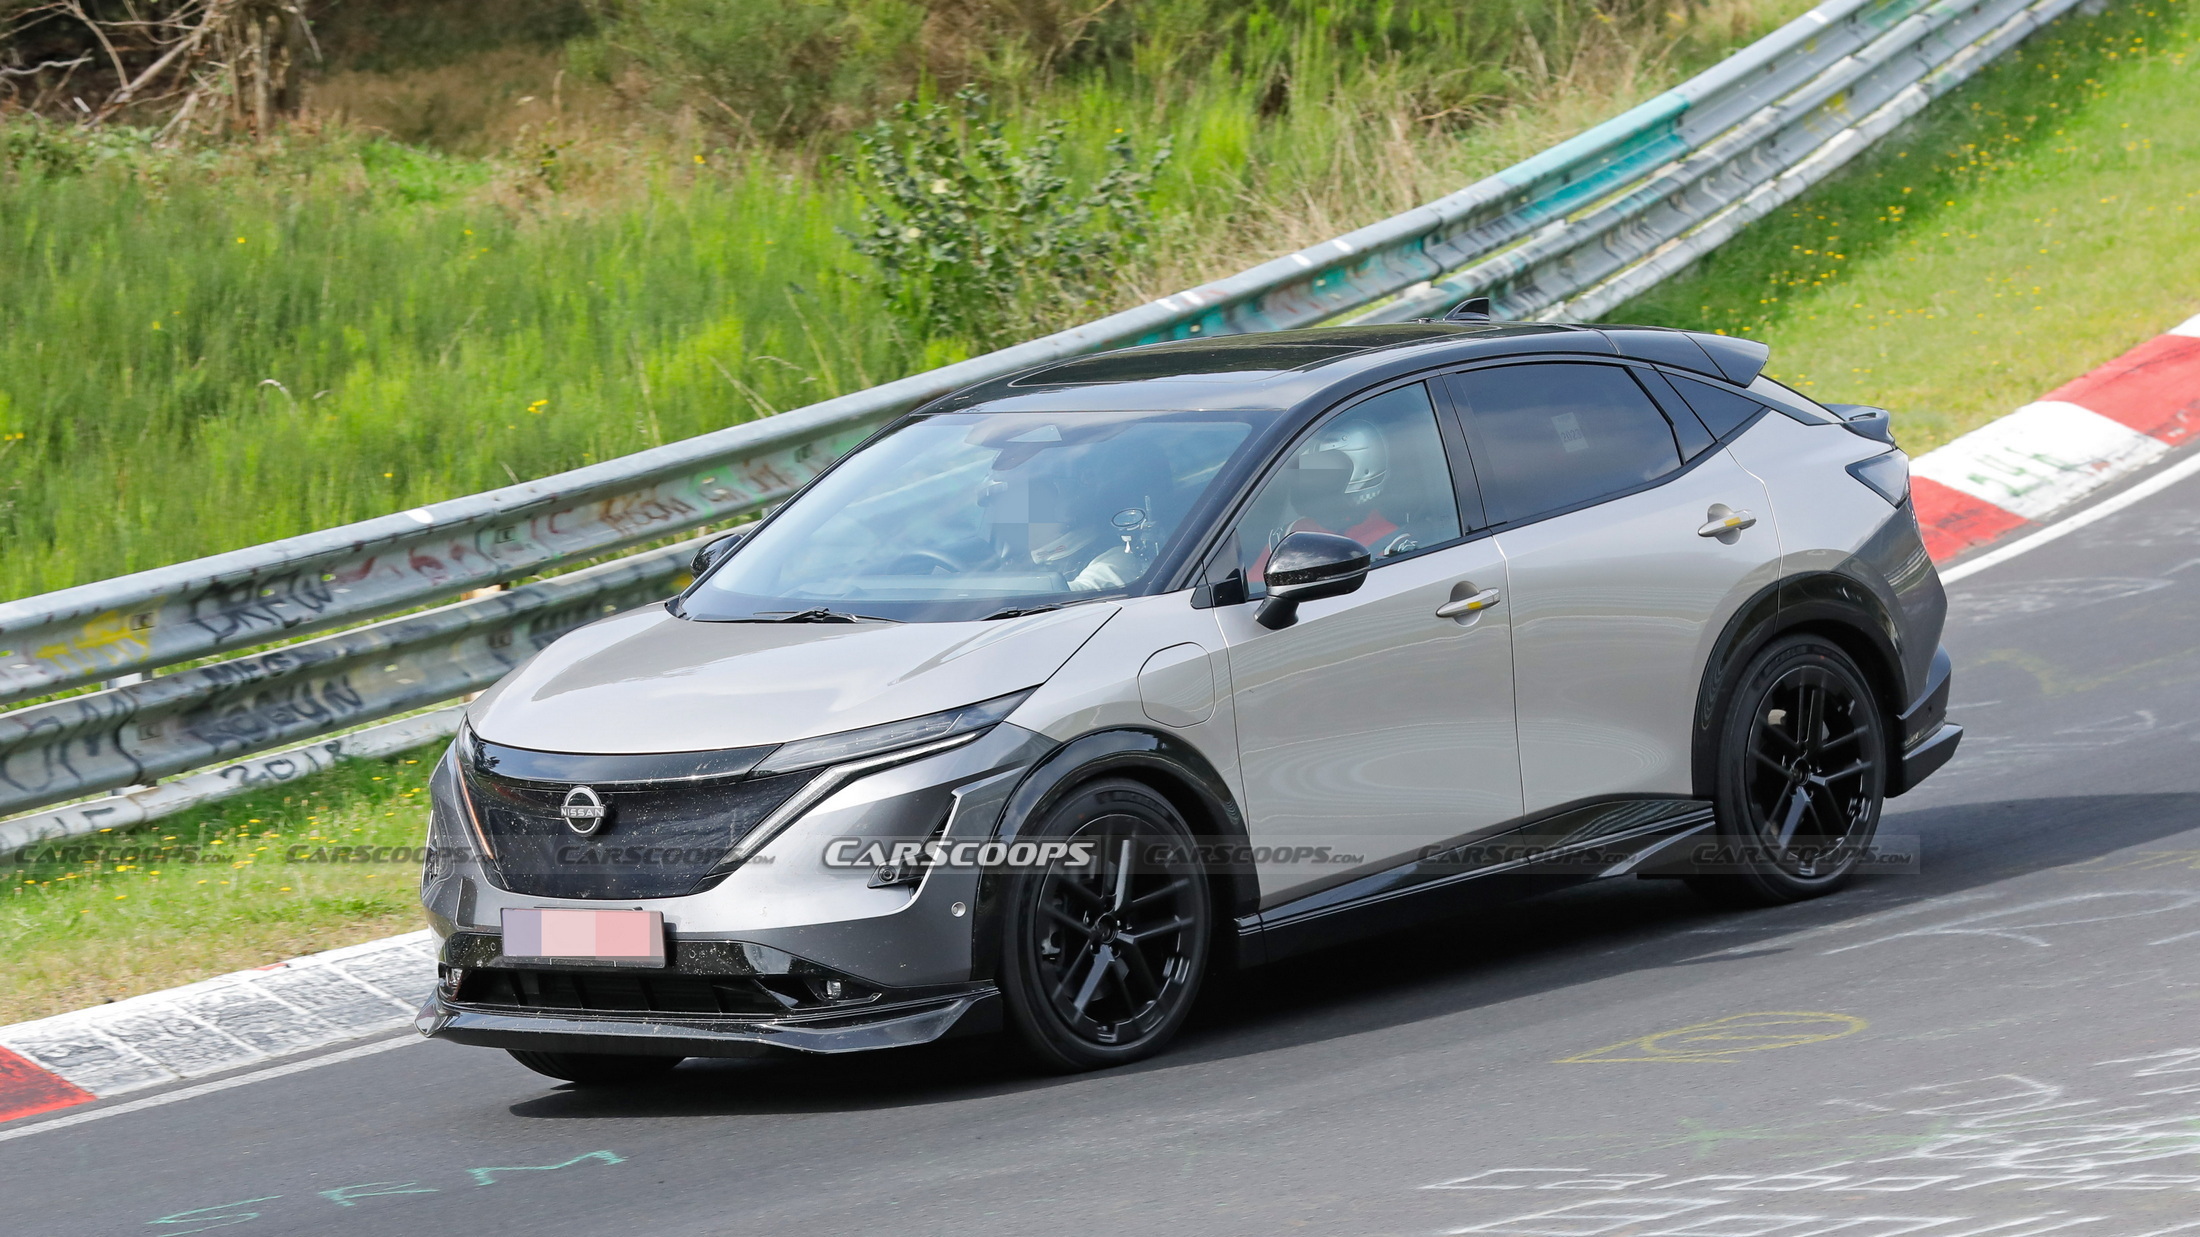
[1687,635,1889,908]
[998,777,1212,1072]
[506,1049,683,1086]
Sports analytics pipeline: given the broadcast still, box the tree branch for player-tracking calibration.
[0,54,93,78]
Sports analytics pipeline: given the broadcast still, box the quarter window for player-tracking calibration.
[1666,373,1769,438]
[1449,363,1681,525]
[1232,382,1462,595]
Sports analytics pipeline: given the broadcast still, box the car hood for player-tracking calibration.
[465,603,1118,754]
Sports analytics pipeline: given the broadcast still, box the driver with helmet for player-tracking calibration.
[1248,415,1410,583]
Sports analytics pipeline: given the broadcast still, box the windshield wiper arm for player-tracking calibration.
[764,608,892,623]
[981,604,1062,621]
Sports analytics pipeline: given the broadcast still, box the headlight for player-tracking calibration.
[425,746,489,872]
[753,689,1034,775]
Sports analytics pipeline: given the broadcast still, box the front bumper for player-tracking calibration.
[422,724,1057,992]
[415,987,998,1058]
[417,928,1001,1057]
[415,724,1056,1058]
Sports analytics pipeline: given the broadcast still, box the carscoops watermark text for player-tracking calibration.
[827,839,1098,871]
[823,838,1365,871]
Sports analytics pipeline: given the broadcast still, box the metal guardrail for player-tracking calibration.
[1547,0,2081,321]
[1362,0,2082,324]
[0,0,2082,832]
[1,537,702,818]
[0,708,466,856]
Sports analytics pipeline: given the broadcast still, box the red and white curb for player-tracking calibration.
[0,932,435,1123]
[1913,312,2200,561]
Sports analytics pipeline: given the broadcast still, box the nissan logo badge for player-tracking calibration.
[561,785,610,835]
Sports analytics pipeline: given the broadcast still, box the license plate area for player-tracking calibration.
[500,908,667,968]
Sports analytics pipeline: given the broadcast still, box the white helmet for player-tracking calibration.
[1295,418,1389,511]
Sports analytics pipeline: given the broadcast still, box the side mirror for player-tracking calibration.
[1255,531,1370,630]
[689,527,751,578]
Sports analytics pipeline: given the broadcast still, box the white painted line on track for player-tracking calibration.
[0,1034,419,1145]
[1941,449,2200,585]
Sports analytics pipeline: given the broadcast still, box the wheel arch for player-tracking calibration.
[1692,572,1906,798]
[971,727,1258,981]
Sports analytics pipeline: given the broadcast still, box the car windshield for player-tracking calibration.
[683,409,1260,623]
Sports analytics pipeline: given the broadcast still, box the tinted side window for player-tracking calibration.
[1449,363,1681,525]
[1635,369,1716,459]
[1665,373,1767,438]
[1233,382,1462,596]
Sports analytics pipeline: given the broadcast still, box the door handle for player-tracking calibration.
[1697,509,1758,538]
[1435,588,1502,619]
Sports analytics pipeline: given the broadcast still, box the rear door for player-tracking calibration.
[1215,380,1523,903]
[1447,361,1782,815]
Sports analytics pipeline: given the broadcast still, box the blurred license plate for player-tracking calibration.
[501,908,666,967]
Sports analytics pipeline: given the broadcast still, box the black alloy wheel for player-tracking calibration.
[999,777,1212,1071]
[1690,635,1889,908]
[506,1049,683,1086]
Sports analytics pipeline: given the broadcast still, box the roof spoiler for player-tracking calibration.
[1600,326,1769,388]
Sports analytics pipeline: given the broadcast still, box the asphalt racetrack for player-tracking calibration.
[12,463,2200,1237]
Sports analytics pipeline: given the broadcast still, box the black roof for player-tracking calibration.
[919,322,1771,418]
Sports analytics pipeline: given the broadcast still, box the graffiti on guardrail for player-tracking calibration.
[0,541,693,817]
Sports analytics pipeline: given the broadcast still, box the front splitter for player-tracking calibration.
[415,989,997,1058]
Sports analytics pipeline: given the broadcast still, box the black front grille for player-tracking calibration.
[461,764,818,899]
[455,967,798,1016]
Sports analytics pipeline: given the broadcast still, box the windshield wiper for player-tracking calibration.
[981,604,1063,621]
[763,608,893,624]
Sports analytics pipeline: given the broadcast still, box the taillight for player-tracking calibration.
[1846,451,1910,506]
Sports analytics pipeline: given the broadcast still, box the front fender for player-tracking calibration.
[971,728,1259,979]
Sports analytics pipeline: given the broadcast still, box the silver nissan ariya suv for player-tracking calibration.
[416,315,1959,1083]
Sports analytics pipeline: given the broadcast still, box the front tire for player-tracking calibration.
[507,1049,683,1086]
[998,777,1212,1072]
[1688,635,1889,908]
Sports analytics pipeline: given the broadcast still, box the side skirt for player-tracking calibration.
[1237,798,1715,966]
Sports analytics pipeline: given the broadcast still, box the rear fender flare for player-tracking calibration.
[1692,572,1905,799]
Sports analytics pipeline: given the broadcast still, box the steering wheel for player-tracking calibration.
[884,549,966,576]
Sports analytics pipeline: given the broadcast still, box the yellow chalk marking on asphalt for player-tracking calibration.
[2074,850,2200,873]
[1556,1012,1867,1064]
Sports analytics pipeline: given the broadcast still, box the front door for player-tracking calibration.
[1215,381,1523,904]
[1448,361,1783,815]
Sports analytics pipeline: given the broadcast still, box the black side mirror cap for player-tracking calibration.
[1825,403,1895,446]
[1254,531,1371,630]
[689,527,752,578]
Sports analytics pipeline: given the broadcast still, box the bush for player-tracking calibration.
[591,0,928,140]
[583,0,1699,144]
[0,115,91,179]
[839,87,1169,349]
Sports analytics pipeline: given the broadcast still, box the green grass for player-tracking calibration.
[0,146,904,598]
[0,744,441,1023]
[1616,0,2200,454]
[0,0,1808,600]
